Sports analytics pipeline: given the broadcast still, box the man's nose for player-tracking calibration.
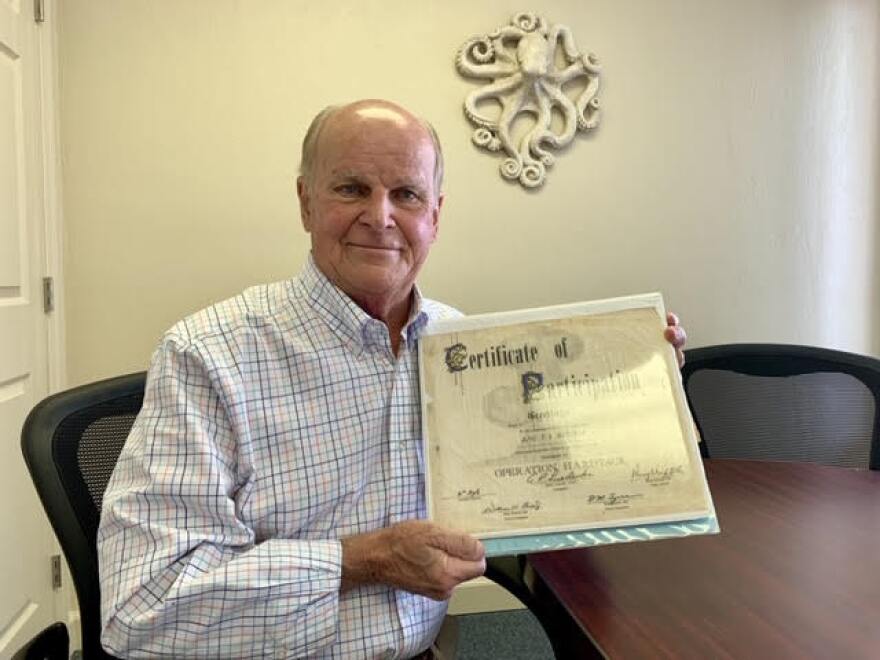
[360,192,395,229]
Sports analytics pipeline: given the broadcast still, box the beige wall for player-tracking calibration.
[58,0,880,386]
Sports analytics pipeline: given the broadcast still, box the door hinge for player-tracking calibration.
[42,276,54,313]
[51,554,62,590]
[34,0,45,23]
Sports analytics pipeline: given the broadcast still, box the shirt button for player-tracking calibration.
[383,650,395,660]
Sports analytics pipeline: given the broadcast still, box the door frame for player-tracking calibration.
[34,0,75,647]
[37,0,65,394]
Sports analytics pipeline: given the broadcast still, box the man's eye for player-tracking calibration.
[396,188,421,202]
[336,184,364,196]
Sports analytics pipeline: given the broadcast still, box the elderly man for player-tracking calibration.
[98,99,687,659]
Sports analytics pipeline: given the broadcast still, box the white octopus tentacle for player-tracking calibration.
[544,65,600,130]
[495,85,528,154]
[491,86,529,180]
[457,59,519,80]
[471,127,501,152]
[510,12,543,33]
[549,62,586,85]
[489,40,518,67]
[538,80,580,146]
[463,72,523,129]
[505,101,548,187]
[463,35,494,62]
[545,24,580,62]
[511,123,547,188]
[581,53,602,75]
[526,93,556,166]
[548,52,601,86]
[456,37,519,79]
[517,157,546,188]
[574,74,601,130]
[489,25,527,41]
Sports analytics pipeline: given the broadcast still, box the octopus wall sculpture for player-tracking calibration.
[456,13,601,189]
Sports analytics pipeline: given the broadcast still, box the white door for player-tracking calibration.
[0,0,59,655]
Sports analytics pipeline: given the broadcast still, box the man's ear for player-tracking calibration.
[431,193,444,241]
[296,177,312,232]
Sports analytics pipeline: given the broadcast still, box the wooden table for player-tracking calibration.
[528,459,880,659]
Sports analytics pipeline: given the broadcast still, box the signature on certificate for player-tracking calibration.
[482,500,542,520]
[525,465,593,488]
[457,488,483,501]
[630,463,685,485]
[586,491,644,509]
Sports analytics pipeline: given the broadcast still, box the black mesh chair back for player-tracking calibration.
[682,344,880,469]
[21,373,147,660]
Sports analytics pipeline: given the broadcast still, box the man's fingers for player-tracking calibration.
[663,311,687,368]
[431,530,485,561]
[664,324,687,348]
[446,556,487,583]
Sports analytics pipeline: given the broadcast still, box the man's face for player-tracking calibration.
[297,106,442,314]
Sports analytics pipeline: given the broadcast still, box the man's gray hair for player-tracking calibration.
[298,104,445,197]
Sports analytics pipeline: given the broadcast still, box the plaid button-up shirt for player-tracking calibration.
[98,256,461,659]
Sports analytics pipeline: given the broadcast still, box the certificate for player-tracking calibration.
[418,293,715,547]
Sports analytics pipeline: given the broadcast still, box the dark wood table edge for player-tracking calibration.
[524,560,605,660]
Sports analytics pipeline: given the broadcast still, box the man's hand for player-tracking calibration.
[664,312,687,368]
[341,520,486,601]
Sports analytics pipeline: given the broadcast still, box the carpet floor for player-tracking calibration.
[455,609,554,659]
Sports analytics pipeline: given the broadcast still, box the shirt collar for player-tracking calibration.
[405,287,430,345]
[296,254,430,356]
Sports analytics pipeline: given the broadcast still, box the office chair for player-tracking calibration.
[21,373,145,659]
[11,622,69,660]
[681,343,880,469]
[21,372,560,659]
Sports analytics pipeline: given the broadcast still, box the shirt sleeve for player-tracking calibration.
[97,334,343,659]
